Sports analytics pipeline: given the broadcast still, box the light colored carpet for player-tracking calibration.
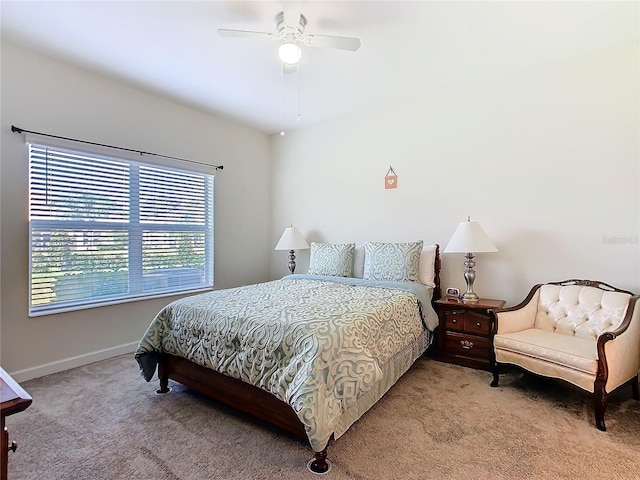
[6,354,640,480]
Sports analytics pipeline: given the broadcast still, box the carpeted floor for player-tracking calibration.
[6,354,640,479]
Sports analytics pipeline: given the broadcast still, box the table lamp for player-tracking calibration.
[444,217,498,301]
[275,225,309,274]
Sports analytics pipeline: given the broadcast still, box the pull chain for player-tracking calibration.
[297,63,301,121]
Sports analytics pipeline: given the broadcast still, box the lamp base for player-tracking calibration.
[461,291,480,302]
[288,250,297,274]
[462,253,479,302]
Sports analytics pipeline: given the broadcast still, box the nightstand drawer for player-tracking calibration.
[443,309,467,332]
[443,332,491,361]
[443,309,491,336]
[465,311,491,336]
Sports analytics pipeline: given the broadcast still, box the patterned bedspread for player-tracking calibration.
[135,275,436,452]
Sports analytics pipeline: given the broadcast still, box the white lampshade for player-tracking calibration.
[444,220,498,254]
[278,42,302,65]
[275,226,309,251]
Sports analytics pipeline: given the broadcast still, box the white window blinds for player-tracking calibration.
[28,143,214,316]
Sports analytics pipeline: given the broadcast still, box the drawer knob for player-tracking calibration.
[460,340,474,349]
[476,322,481,327]
[452,319,457,323]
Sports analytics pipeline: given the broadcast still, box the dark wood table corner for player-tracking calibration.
[1,367,32,480]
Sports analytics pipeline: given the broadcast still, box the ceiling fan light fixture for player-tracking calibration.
[278,42,302,65]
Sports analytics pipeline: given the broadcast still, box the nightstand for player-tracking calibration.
[435,297,506,371]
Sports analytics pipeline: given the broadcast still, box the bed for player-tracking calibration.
[135,241,441,473]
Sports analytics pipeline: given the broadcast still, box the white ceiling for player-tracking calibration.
[1,1,637,135]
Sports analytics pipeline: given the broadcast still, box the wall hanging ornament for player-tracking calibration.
[384,166,398,189]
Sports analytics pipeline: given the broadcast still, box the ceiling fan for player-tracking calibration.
[218,7,361,65]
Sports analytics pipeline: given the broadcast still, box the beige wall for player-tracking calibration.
[0,42,272,379]
[269,43,640,305]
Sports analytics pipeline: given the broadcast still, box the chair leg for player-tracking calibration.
[490,362,500,387]
[594,380,607,431]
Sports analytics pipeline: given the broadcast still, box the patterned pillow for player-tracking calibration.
[363,241,423,282]
[307,243,355,277]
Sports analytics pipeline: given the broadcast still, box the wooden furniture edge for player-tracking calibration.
[550,279,635,296]
[432,244,442,302]
[1,367,33,480]
[0,368,32,416]
[594,293,640,430]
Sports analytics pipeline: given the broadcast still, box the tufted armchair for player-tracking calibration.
[490,279,640,431]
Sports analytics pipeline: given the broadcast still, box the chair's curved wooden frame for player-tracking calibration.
[156,247,441,473]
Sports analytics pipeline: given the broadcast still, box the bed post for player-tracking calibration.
[307,448,329,474]
[433,244,442,301]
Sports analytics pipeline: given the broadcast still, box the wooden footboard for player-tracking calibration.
[157,353,307,439]
[157,354,330,472]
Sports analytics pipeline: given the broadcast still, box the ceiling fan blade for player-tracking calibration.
[303,34,361,51]
[217,29,276,41]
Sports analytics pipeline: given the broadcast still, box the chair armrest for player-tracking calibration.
[597,295,640,391]
[492,285,542,335]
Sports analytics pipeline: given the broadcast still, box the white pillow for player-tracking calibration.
[363,241,423,282]
[418,244,438,288]
[307,242,355,277]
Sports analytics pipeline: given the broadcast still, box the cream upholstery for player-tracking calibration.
[491,280,640,431]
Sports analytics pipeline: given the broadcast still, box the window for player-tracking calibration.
[28,142,214,316]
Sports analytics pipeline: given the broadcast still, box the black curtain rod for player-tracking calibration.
[11,125,223,171]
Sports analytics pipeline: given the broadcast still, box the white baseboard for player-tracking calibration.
[9,342,139,382]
